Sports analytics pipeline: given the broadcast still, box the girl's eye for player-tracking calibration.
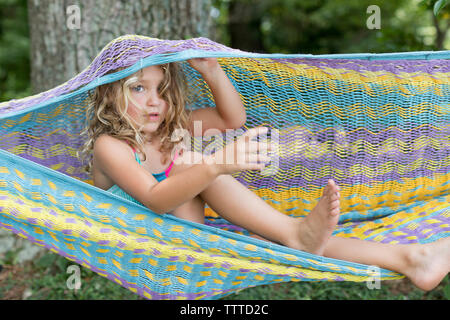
[132,85,145,93]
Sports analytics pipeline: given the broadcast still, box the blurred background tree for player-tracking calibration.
[27,0,212,94]
[421,0,450,49]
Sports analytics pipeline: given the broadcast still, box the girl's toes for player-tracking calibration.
[331,193,339,201]
[330,207,340,217]
[331,199,340,208]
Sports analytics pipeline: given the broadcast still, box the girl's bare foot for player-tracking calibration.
[291,179,341,255]
[403,237,450,291]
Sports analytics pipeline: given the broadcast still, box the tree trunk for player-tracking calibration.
[431,13,447,50]
[27,0,213,94]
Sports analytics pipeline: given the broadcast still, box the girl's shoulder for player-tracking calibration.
[92,134,141,190]
[93,134,135,169]
[94,134,131,151]
[92,134,158,203]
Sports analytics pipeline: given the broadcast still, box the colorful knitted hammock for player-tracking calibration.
[0,35,449,300]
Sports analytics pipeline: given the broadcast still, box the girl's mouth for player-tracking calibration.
[148,113,160,121]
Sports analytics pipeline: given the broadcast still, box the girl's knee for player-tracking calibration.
[169,195,205,224]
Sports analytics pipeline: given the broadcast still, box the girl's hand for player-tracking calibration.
[188,58,221,77]
[205,127,274,175]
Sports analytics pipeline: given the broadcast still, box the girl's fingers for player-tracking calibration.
[238,162,266,172]
[217,127,274,172]
[243,153,271,163]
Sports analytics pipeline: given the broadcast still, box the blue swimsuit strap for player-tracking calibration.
[127,143,141,164]
[134,151,141,164]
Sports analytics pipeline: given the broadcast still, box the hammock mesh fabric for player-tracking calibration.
[0,35,449,300]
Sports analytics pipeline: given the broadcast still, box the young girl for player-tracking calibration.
[81,58,449,292]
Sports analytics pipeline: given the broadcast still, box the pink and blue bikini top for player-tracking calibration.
[106,145,180,206]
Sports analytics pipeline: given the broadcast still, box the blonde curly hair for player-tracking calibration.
[79,62,192,174]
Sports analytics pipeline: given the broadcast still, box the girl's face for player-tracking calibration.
[126,65,168,141]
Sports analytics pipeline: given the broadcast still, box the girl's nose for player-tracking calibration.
[146,91,161,106]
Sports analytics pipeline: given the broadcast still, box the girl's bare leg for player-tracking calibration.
[165,151,206,224]
[199,174,340,255]
[324,236,450,291]
[196,171,450,291]
[168,152,449,291]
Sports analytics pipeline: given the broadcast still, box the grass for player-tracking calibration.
[223,276,450,300]
[0,250,449,300]
[0,251,141,300]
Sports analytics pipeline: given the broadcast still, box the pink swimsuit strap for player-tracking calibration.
[164,149,180,177]
[126,141,180,178]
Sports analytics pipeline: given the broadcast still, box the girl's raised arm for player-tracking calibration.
[188,58,247,135]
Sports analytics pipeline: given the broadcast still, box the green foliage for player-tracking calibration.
[0,0,30,103]
[0,247,21,265]
[212,0,449,53]
[433,0,449,15]
[444,280,450,299]
[0,251,143,300]
[420,0,450,17]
